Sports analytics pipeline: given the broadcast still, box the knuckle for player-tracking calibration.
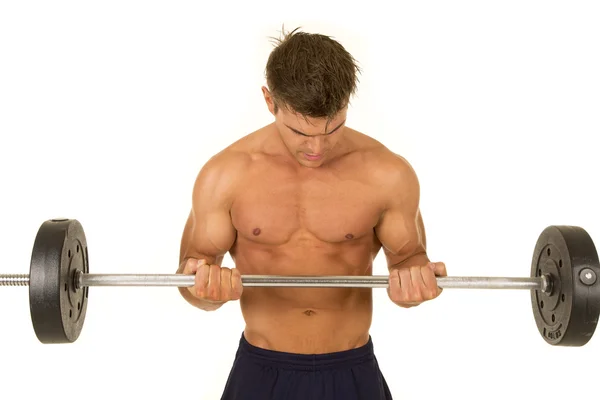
[221,267,232,279]
[207,286,220,300]
[410,289,423,302]
[401,290,412,302]
[196,270,208,285]
[194,287,205,298]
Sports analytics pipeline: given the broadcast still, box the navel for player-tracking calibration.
[345,233,354,240]
[303,310,316,316]
[252,228,261,236]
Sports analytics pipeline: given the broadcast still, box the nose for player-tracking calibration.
[306,136,326,154]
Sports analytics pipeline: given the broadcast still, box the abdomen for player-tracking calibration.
[231,235,377,353]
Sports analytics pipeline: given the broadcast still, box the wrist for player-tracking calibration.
[389,253,430,272]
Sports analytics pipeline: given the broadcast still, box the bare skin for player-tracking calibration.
[177,87,447,354]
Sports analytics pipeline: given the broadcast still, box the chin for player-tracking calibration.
[297,159,324,168]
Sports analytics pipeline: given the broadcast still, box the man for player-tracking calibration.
[177,27,447,400]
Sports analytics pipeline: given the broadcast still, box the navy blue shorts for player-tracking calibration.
[220,333,393,400]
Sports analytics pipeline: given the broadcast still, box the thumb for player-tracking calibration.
[195,259,208,272]
[429,262,447,277]
[185,258,206,274]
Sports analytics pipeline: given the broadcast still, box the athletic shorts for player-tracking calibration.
[220,333,393,399]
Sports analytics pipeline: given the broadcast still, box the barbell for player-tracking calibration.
[1,218,599,347]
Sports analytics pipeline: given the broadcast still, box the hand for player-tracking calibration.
[387,262,447,308]
[182,258,243,304]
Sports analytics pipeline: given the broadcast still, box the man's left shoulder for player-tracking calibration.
[357,139,418,186]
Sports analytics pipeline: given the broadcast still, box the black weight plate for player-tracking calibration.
[29,219,89,344]
[531,225,600,346]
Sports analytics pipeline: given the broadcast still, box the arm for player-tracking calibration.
[375,155,429,271]
[374,154,446,307]
[177,150,247,310]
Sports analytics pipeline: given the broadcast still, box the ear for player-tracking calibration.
[262,86,276,115]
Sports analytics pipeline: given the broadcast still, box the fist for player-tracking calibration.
[182,259,243,303]
[387,262,447,308]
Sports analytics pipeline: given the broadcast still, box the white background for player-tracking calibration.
[1,1,599,399]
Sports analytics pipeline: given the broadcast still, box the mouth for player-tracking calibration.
[303,153,323,161]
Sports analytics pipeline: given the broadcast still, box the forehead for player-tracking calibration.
[281,109,347,136]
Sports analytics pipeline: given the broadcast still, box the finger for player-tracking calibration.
[409,266,425,301]
[194,263,210,298]
[398,268,413,303]
[421,264,440,299]
[219,267,232,301]
[387,269,402,302]
[231,268,243,300]
[207,264,222,300]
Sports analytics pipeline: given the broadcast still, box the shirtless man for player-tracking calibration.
[177,28,447,400]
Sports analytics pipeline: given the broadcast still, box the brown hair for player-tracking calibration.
[265,27,361,121]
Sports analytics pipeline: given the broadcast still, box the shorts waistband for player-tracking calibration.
[237,333,375,371]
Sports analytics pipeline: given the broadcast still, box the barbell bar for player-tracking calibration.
[1,273,550,290]
[1,218,599,347]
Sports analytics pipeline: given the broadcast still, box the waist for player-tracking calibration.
[240,294,373,352]
[236,332,375,371]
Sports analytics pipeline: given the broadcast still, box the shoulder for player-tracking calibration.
[200,147,252,179]
[347,130,420,206]
[192,137,256,205]
[196,126,271,180]
[350,131,419,188]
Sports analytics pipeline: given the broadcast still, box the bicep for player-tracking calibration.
[179,208,236,267]
[178,158,239,268]
[374,156,427,268]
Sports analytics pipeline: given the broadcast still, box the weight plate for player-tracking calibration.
[29,219,89,344]
[531,225,600,346]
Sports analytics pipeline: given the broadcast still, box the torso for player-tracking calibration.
[228,124,390,353]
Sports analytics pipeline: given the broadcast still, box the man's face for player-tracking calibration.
[262,87,348,168]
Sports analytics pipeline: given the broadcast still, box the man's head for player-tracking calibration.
[262,27,361,167]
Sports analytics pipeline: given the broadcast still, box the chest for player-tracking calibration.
[230,166,383,244]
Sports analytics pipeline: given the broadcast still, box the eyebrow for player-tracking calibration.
[285,120,346,136]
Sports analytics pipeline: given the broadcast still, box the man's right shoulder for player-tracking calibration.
[192,126,275,201]
[196,147,252,186]
[200,126,273,175]
[190,136,259,207]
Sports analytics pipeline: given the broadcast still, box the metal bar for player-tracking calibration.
[79,273,547,291]
[0,273,549,292]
